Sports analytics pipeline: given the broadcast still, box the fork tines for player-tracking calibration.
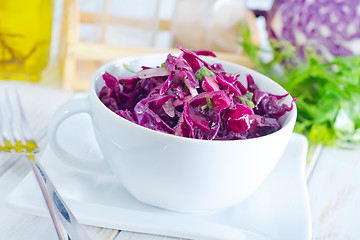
[0,89,38,154]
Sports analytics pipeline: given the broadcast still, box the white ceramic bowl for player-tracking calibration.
[48,53,297,213]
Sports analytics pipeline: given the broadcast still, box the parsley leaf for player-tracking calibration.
[239,27,360,146]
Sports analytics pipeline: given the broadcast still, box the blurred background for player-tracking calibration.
[49,0,271,59]
[1,0,270,87]
[1,0,360,147]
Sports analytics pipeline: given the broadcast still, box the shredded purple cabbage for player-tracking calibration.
[266,0,360,60]
[99,46,295,140]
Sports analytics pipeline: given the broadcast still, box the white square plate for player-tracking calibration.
[5,114,311,240]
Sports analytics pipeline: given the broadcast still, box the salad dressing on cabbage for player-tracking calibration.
[99,46,295,140]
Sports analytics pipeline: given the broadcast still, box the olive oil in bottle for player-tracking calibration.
[0,0,53,81]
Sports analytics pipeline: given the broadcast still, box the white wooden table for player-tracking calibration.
[0,80,359,240]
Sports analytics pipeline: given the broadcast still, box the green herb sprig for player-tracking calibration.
[239,27,360,147]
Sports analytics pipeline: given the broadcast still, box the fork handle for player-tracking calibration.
[26,154,92,240]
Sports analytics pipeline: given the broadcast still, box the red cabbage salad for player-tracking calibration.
[99,46,296,140]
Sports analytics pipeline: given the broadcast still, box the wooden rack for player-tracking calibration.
[60,0,258,91]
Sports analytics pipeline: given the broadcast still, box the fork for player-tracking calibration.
[0,89,91,240]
